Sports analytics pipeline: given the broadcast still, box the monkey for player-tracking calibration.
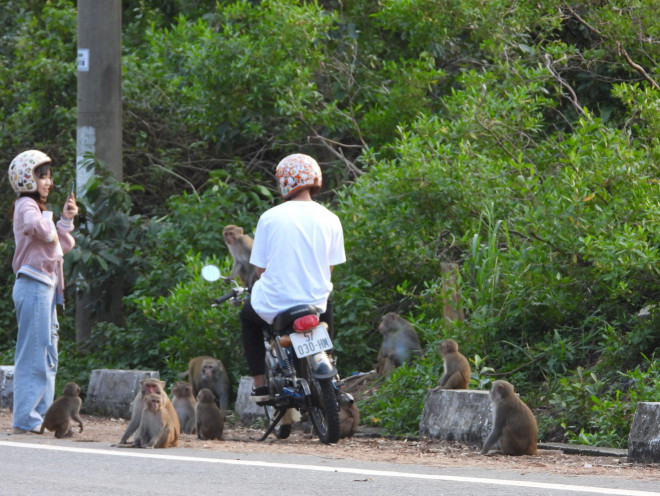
[179,356,230,411]
[339,403,359,439]
[132,393,179,448]
[223,224,259,288]
[437,338,471,389]
[374,313,422,376]
[118,378,180,445]
[195,388,224,440]
[171,381,197,434]
[40,382,84,438]
[481,380,538,456]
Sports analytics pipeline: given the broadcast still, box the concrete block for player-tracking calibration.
[234,376,266,426]
[419,388,491,447]
[85,369,159,419]
[0,366,15,409]
[628,402,660,463]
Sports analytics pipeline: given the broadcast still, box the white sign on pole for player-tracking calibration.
[77,49,89,72]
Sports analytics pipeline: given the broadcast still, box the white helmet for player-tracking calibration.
[275,154,322,199]
[8,150,52,193]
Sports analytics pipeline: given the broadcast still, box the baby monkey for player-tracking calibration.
[195,388,224,440]
[40,382,84,438]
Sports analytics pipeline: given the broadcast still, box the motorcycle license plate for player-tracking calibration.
[289,325,333,358]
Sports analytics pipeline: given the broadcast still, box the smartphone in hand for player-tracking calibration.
[69,180,75,197]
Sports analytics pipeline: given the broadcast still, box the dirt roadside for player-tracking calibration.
[1,408,658,481]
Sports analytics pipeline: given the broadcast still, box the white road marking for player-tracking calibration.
[0,440,656,496]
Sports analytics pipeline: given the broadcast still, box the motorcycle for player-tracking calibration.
[201,264,349,444]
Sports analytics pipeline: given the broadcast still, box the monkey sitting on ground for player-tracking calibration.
[374,313,422,376]
[171,381,196,434]
[195,388,224,440]
[339,402,359,439]
[132,393,179,448]
[179,356,230,411]
[118,378,180,445]
[437,338,471,389]
[223,224,259,288]
[481,380,538,456]
[40,382,84,438]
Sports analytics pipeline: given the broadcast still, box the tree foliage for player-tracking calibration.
[1,0,660,446]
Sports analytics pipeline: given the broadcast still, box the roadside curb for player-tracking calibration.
[539,442,627,458]
[355,427,627,459]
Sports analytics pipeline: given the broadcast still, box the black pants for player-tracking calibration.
[240,297,335,376]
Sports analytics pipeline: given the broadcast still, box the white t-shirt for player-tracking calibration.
[249,200,346,324]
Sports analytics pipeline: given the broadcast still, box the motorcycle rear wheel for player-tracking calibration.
[301,359,340,444]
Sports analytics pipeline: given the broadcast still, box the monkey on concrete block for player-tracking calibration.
[132,393,179,448]
[223,224,259,288]
[118,378,180,445]
[374,313,422,376]
[437,338,471,390]
[171,381,196,434]
[481,380,538,456]
[179,356,230,411]
[196,388,224,440]
[40,382,84,438]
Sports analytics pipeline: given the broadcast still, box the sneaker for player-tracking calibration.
[249,386,271,403]
[12,425,42,434]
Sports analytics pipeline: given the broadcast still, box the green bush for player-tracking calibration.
[360,358,441,437]
[546,355,660,449]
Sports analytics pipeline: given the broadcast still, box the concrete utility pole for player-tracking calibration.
[76,0,123,343]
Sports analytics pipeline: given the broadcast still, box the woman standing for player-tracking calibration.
[8,150,78,434]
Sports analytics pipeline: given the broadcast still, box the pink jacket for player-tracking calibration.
[12,196,76,302]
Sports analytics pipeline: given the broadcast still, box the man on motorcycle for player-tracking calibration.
[239,153,346,402]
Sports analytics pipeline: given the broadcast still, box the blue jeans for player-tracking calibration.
[12,275,59,430]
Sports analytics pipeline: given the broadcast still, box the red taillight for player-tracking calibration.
[293,314,319,332]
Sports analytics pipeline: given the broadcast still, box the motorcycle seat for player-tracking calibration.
[272,304,320,333]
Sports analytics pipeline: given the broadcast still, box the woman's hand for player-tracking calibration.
[62,194,79,220]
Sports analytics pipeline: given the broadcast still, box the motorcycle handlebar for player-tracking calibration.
[214,291,236,304]
[213,286,249,306]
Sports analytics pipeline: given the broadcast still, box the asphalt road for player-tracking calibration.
[0,439,658,496]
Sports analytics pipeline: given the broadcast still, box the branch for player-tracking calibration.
[472,85,539,172]
[564,3,660,91]
[616,42,660,91]
[562,4,601,36]
[473,85,521,163]
[474,117,521,163]
[508,228,565,255]
[309,132,364,178]
[146,154,201,202]
[489,353,546,377]
[544,54,586,116]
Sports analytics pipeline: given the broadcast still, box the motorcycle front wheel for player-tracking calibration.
[300,358,340,444]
